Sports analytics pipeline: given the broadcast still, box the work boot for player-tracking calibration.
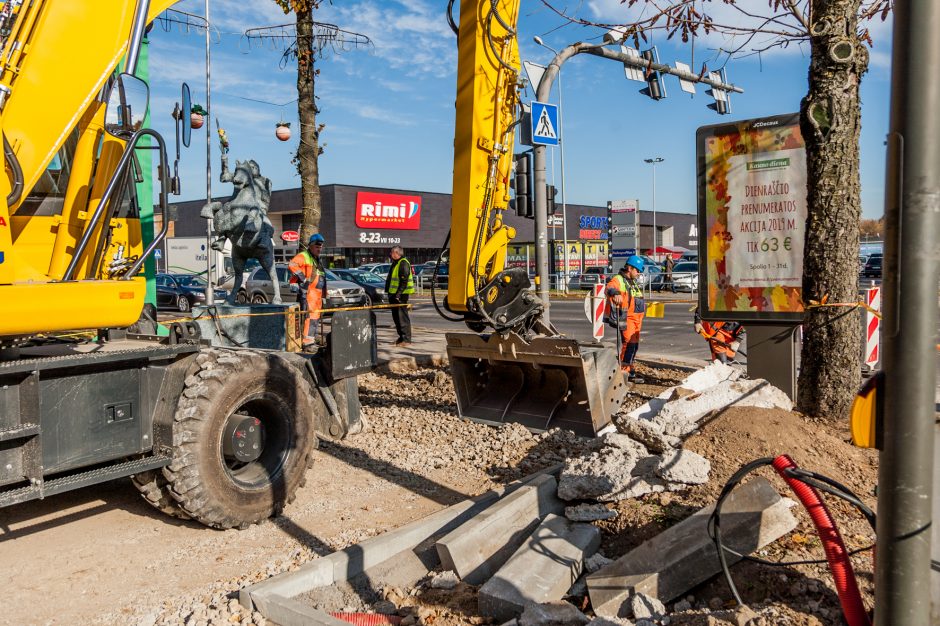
[629,373,646,385]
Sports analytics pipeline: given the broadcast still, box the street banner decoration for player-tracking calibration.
[696,113,806,322]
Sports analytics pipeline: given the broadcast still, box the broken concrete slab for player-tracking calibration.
[519,601,590,625]
[242,465,565,612]
[430,570,459,589]
[585,553,614,574]
[478,514,601,622]
[436,474,564,584]
[565,503,618,522]
[587,477,797,618]
[627,592,666,620]
[655,449,710,485]
[654,378,793,441]
[557,435,705,502]
[249,593,351,626]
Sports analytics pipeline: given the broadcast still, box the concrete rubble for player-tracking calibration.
[239,363,801,626]
[618,362,792,453]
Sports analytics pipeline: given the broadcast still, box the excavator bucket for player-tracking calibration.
[445,332,628,437]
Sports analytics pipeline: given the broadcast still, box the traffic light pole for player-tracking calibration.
[876,0,940,622]
[531,42,742,322]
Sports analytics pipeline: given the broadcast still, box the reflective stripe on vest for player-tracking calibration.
[389,258,415,294]
[612,274,643,299]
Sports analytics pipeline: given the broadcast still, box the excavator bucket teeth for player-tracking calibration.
[445,332,628,437]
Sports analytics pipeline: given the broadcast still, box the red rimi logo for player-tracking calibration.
[355,192,421,230]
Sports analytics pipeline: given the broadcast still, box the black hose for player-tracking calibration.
[431,230,464,322]
[446,0,458,37]
[4,133,23,207]
[708,457,879,608]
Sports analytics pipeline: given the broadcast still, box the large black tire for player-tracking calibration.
[163,349,317,529]
[130,470,191,520]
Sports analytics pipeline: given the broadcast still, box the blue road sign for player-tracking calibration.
[531,101,559,146]
[154,248,162,260]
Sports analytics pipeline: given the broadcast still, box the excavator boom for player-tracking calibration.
[445,0,627,435]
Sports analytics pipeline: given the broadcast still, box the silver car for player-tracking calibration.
[236,264,368,310]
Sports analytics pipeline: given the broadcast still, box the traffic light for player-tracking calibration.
[639,47,666,100]
[546,184,557,216]
[706,69,731,115]
[510,152,533,218]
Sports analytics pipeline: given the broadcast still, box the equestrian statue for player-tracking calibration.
[200,124,280,305]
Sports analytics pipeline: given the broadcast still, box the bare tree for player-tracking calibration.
[545,0,890,419]
[252,2,370,242]
[859,217,883,239]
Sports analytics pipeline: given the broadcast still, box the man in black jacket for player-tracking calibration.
[385,246,414,346]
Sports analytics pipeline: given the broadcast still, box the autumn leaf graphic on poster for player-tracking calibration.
[697,113,806,322]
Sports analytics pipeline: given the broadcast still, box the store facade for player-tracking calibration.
[169,183,697,271]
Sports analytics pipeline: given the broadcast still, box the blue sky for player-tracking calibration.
[147,0,893,219]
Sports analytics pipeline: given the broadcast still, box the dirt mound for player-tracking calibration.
[599,405,878,625]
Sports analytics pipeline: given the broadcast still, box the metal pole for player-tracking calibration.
[533,143,550,323]
[876,0,939,622]
[644,157,663,258]
[559,66,569,294]
[536,37,571,294]
[204,0,214,305]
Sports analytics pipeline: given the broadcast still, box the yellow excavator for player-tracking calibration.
[0,0,369,529]
[442,0,627,436]
[0,0,622,527]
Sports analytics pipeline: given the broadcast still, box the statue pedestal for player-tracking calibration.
[192,303,302,352]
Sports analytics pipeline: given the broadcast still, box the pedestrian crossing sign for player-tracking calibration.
[531,101,559,146]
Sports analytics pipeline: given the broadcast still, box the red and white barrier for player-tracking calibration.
[583,284,605,340]
[865,286,881,367]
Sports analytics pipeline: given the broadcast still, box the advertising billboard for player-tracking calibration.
[355,191,422,230]
[696,113,806,322]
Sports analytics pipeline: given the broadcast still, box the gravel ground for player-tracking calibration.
[6,361,877,626]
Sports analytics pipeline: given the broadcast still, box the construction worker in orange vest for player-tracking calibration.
[289,233,326,347]
[694,306,745,363]
[604,255,646,384]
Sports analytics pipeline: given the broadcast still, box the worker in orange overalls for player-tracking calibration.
[694,307,745,363]
[289,233,326,347]
[604,255,647,384]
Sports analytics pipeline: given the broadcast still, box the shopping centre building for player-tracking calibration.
[168,183,698,272]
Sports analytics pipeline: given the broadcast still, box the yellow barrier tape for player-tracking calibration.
[805,297,882,320]
[160,302,411,326]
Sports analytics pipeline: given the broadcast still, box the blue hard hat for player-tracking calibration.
[624,255,645,272]
[308,233,325,245]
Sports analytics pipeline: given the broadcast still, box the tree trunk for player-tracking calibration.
[296,7,322,241]
[797,0,869,418]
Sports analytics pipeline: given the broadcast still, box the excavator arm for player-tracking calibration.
[444,0,627,436]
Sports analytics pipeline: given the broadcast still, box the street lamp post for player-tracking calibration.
[644,157,664,258]
[534,36,569,293]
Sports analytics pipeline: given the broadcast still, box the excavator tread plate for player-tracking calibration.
[0,422,40,443]
[0,455,172,508]
[0,343,199,376]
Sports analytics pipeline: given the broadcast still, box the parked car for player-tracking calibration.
[578,266,608,291]
[330,268,387,304]
[417,263,449,289]
[638,264,663,289]
[358,262,392,280]
[670,261,699,292]
[236,264,368,310]
[860,253,882,279]
[155,273,228,312]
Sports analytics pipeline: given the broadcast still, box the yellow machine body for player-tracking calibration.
[447,0,521,313]
[0,0,177,339]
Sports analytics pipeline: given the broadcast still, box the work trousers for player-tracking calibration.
[298,288,322,340]
[388,292,411,342]
[618,314,644,373]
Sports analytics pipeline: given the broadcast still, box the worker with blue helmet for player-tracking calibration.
[604,255,647,383]
[289,232,327,348]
